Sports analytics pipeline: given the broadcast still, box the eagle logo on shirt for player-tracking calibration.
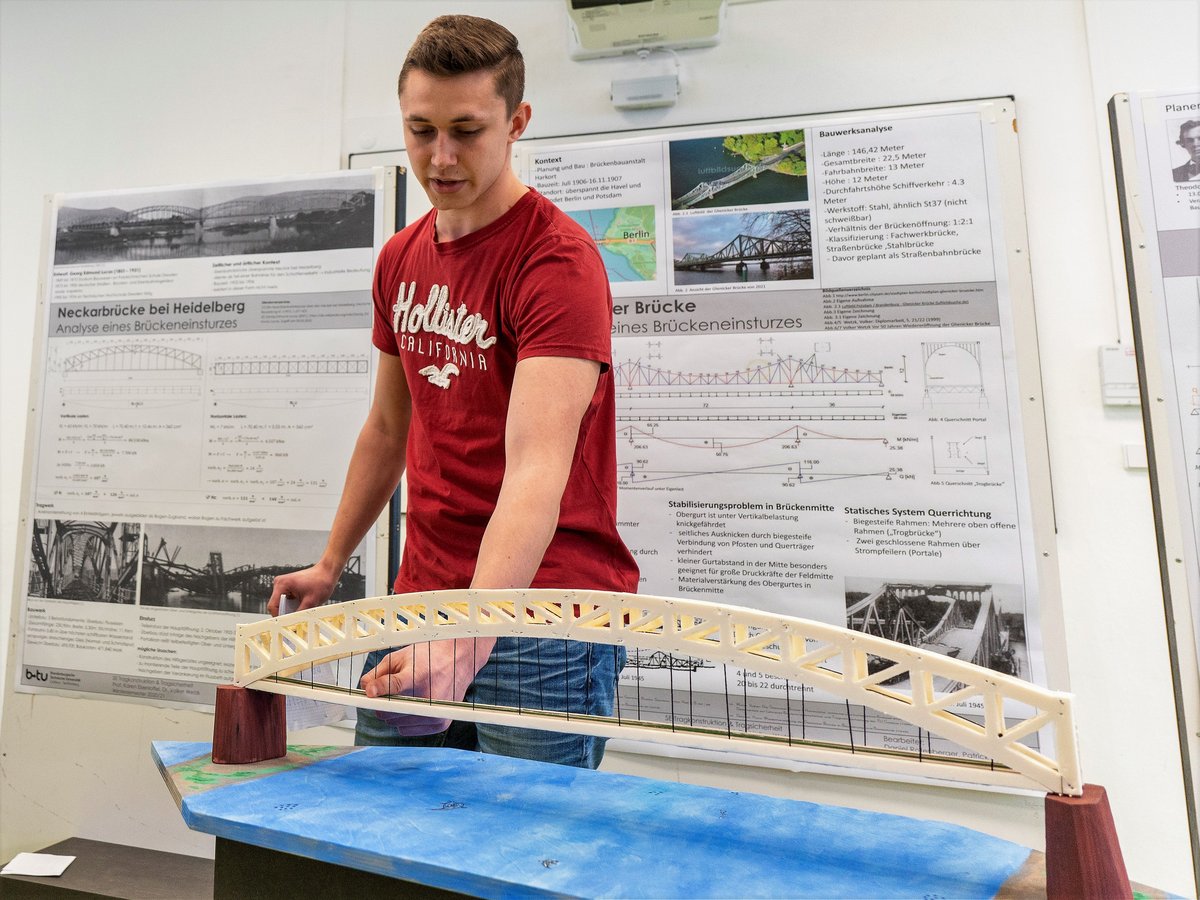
[418,363,460,389]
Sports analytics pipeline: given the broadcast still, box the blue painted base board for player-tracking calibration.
[153,741,1038,899]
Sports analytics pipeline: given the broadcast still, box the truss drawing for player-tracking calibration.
[234,590,1081,795]
[932,434,989,475]
[619,388,885,402]
[620,422,888,452]
[618,414,886,430]
[211,358,369,377]
[56,343,203,408]
[616,354,883,390]
[208,354,371,409]
[922,341,986,408]
[611,343,897,489]
[62,344,202,374]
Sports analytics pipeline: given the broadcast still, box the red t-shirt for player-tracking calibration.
[372,189,639,595]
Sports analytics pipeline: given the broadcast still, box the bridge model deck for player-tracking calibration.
[153,740,1057,899]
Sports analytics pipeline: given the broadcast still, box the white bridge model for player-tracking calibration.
[233,590,1081,796]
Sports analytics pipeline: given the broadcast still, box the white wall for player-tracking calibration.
[0,0,348,862]
[2,0,1196,893]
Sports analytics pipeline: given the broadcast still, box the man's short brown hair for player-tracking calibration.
[398,15,525,115]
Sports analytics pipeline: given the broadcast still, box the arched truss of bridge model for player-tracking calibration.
[233,590,1080,796]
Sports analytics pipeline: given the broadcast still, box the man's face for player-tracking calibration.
[399,68,529,216]
[1180,125,1200,164]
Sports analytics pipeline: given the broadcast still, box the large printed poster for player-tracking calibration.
[18,170,390,705]
[1114,90,1200,655]
[518,100,1053,762]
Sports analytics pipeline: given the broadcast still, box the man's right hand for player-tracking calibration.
[267,563,340,616]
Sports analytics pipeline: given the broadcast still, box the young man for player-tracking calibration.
[268,15,638,768]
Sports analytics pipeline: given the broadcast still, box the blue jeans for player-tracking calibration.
[355,638,626,769]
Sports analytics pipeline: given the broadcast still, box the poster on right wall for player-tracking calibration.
[1110,90,1200,662]
[516,97,1063,773]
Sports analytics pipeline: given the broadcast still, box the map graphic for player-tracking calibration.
[567,206,656,282]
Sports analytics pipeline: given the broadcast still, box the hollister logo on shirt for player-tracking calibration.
[392,281,494,383]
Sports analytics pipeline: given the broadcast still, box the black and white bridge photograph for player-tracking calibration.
[27,519,140,604]
[137,523,364,614]
[844,577,1028,687]
[53,177,375,265]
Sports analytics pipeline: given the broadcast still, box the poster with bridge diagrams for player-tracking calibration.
[15,168,399,706]
[1111,91,1200,666]
[516,99,1061,772]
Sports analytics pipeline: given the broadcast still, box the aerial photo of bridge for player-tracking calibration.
[669,131,808,211]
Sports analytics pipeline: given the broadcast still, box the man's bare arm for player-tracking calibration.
[269,352,412,614]
[471,355,601,589]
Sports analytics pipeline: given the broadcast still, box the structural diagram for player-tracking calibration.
[931,434,990,475]
[620,458,821,487]
[209,353,370,409]
[616,346,895,487]
[28,519,140,603]
[616,352,882,391]
[922,341,987,408]
[58,343,203,408]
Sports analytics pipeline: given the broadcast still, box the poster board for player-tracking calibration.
[509,97,1063,771]
[1109,89,1200,866]
[9,167,402,708]
[357,97,1067,776]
